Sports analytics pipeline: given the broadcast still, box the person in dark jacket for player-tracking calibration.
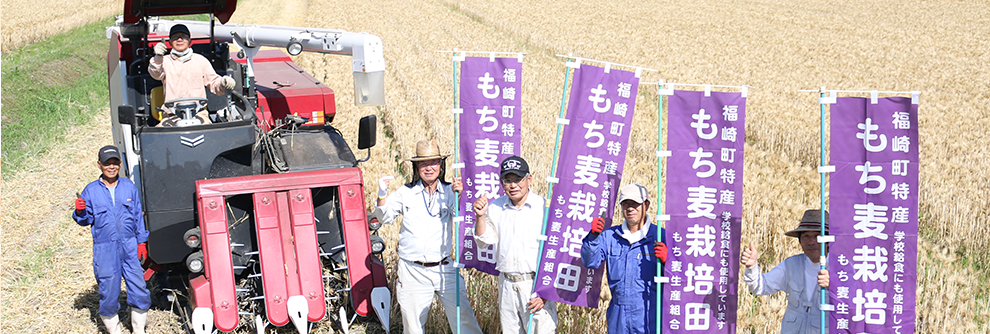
[72,145,150,334]
[581,183,668,334]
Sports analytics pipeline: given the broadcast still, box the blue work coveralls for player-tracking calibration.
[72,177,151,316]
[581,223,663,334]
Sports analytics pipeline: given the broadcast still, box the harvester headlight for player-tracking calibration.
[183,227,202,249]
[287,40,303,56]
[370,235,385,255]
[187,251,205,273]
[368,216,382,231]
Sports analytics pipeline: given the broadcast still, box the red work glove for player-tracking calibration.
[590,217,605,234]
[75,198,87,212]
[655,242,668,264]
[138,243,148,263]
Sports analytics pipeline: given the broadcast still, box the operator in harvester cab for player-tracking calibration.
[148,23,235,127]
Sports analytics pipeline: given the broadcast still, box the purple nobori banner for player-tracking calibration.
[828,97,918,333]
[665,90,744,332]
[457,56,524,276]
[535,64,639,308]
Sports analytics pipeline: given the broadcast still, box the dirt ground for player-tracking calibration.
[3,0,989,332]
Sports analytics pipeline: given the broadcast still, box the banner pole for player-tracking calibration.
[453,50,462,334]
[526,57,573,334]
[818,86,827,334]
[655,84,666,334]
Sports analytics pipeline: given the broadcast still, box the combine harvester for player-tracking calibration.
[106,1,390,333]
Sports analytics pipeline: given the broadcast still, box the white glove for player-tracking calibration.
[221,76,236,90]
[378,175,394,199]
[154,42,167,56]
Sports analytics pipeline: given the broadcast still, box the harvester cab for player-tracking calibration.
[106,1,391,333]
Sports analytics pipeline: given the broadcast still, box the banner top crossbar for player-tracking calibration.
[555,54,658,73]
[651,82,750,90]
[798,89,920,95]
[438,50,527,55]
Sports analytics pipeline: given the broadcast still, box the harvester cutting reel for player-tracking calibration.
[184,245,370,334]
[234,261,354,334]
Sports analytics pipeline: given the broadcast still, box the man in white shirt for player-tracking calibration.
[741,210,831,334]
[473,155,558,334]
[376,140,483,334]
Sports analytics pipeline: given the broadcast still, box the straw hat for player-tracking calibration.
[784,209,830,238]
[406,139,449,162]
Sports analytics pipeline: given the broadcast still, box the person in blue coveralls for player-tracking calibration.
[581,183,668,334]
[72,145,150,334]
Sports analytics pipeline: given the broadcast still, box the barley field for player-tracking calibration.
[2,0,989,333]
[0,0,122,53]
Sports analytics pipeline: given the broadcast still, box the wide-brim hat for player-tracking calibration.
[784,209,829,238]
[406,139,449,162]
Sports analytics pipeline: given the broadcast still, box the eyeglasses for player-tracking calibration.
[171,34,190,41]
[501,176,528,185]
[101,160,121,166]
[417,160,441,168]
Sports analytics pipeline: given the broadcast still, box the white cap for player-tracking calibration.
[617,184,649,204]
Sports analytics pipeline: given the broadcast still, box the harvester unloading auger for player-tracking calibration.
[105,1,391,333]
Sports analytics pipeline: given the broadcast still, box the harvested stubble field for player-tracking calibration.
[3,0,990,333]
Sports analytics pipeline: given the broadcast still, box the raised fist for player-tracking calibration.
[154,42,167,56]
[472,194,489,217]
[741,241,758,268]
[590,217,605,234]
[377,175,394,199]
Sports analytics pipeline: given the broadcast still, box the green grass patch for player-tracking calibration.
[0,14,211,178]
[1,18,115,178]
[16,244,58,287]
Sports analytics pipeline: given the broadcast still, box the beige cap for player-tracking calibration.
[617,184,649,204]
